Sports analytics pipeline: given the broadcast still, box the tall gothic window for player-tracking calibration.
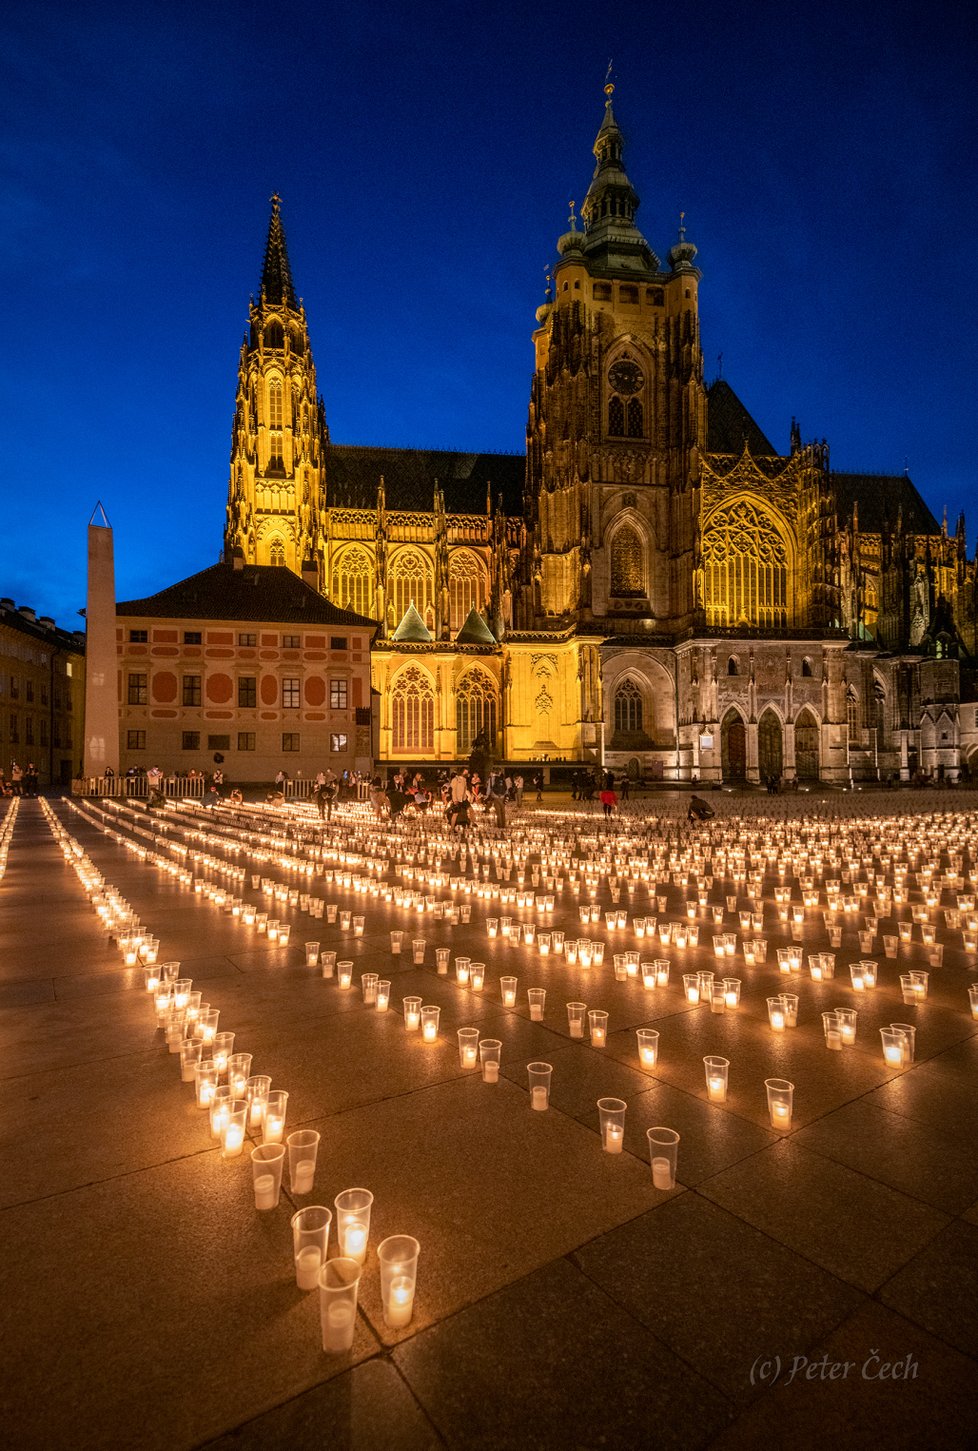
[610,525,644,596]
[608,396,625,436]
[703,499,790,630]
[846,687,859,739]
[269,538,286,568]
[390,549,434,626]
[332,548,374,618]
[456,669,498,753]
[268,379,283,427]
[391,666,434,754]
[626,397,644,438]
[872,681,886,735]
[613,678,644,735]
[449,551,486,632]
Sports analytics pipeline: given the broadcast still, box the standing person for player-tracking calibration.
[369,774,387,819]
[487,769,507,829]
[514,773,524,807]
[600,769,617,819]
[619,775,631,803]
[323,768,338,822]
[448,767,469,829]
[534,770,544,802]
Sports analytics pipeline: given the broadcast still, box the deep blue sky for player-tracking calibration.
[4,0,976,628]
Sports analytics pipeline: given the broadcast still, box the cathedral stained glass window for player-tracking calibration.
[333,548,374,618]
[391,666,434,754]
[613,678,644,735]
[610,525,644,596]
[456,669,497,752]
[703,500,790,630]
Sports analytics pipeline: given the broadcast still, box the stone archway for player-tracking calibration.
[721,710,747,783]
[795,708,820,781]
[758,709,783,784]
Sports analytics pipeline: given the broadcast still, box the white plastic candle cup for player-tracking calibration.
[969,984,978,1019]
[278,923,292,946]
[704,1055,729,1103]
[501,976,518,1008]
[470,962,485,990]
[251,1143,285,1210]
[180,1039,203,1082]
[890,1022,916,1063]
[781,993,799,1028]
[319,1256,361,1354]
[337,962,354,989]
[908,970,929,1001]
[212,1032,235,1076]
[710,983,726,1014]
[613,954,628,983]
[883,935,898,959]
[479,1039,502,1082]
[361,973,378,1005]
[222,1100,248,1158]
[209,1085,234,1141]
[334,1187,374,1265]
[198,1008,220,1045]
[420,1005,441,1042]
[262,1088,289,1144]
[434,947,450,975]
[412,939,426,965]
[320,951,336,979]
[567,1002,587,1039]
[836,1008,857,1046]
[722,977,741,1009]
[194,1059,219,1109]
[403,996,422,1031]
[225,1052,252,1100]
[287,1129,321,1194]
[326,903,338,923]
[636,1028,659,1068]
[880,1026,907,1067]
[655,960,670,987]
[683,974,700,1005]
[305,941,321,967]
[339,911,352,931]
[378,1234,420,1330]
[765,1078,794,1130]
[766,996,786,1031]
[528,988,546,1022]
[822,1010,843,1050]
[597,1097,627,1154]
[390,930,404,955]
[457,1027,480,1069]
[352,915,364,937]
[246,1074,271,1129]
[376,980,391,1012]
[527,1061,553,1110]
[647,1127,680,1189]
[292,1205,332,1291]
[587,1010,608,1047]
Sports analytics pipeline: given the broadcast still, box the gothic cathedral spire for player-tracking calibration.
[224,196,327,584]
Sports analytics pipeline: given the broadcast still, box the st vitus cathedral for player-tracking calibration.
[224,86,977,784]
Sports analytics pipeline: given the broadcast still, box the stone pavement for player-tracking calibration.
[1,792,977,1451]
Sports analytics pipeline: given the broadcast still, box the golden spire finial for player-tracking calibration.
[568,199,577,231]
[270,192,282,212]
[604,58,614,97]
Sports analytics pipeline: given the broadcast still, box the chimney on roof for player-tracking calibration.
[228,545,245,571]
[38,616,55,630]
[301,557,320,591]
[18,605,36,622]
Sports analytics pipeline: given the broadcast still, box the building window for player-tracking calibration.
[40,684,48,706]
[39,719,49,747]
[282,677,301,709]
[330,636,348,650]
[237,732,256,750]
[390,548,434,628]
[330,733,349,752]
[127,730,146,750]
[703,500,790,631]
[608,395,625,435]
[268,377,283,425]
[182,674,202,707]
[610,526,644,596]
[801,657,813,677]
[391,666,435,754]
[282,732,300,752]
[10,676,18,699]
[448,550,487,632]
[283,634,300,648]
[25,718,34,745]
[182,731,200,751]
[269,539,286,568]
[872,681,886,735]
[330,678,349,710]
[613,679,644,734]
[26,681,34,703]
[238,676,257,708]
[129,629,148,642]
[455,668,497,754]
[626,397,644,438]
[184,631,202,645]
[238,632,257,647]
[9,713,18,742]
[727,656,739,676]
[332,548,374,618]
[128,672,148,705]
[846,687,859,739]
[207,735,231,750]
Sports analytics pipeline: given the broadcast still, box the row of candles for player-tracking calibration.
[42,800,422,1349]
[0,795,18,883]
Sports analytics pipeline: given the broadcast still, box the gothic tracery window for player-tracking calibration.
[268,379,283,427]
[391,666,434,754]
[608,396,625,436]
[455,669,498,753]
[703,499,790,630]
[449,551,487,632]
[390,549,434,626]
[269,538,286,568]
[610,524,644,597]
[332,548,374,618]
[613,678,644,735]
[626,397,644,438]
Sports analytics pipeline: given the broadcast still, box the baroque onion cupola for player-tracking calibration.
[224,195,327,586]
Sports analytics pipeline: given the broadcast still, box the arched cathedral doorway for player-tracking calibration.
[795,709,820,781]
[758,710,783,784]
[721,710,747,783]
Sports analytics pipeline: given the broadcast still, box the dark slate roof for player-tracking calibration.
[327,445,525,515]
[455,607,497,645]
[707,380,776,455]
[391,603,433,642]
[117,563,376,629]
[833,472,940,535]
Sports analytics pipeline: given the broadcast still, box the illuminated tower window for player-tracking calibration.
[608,396,625,436]
[268,379,283,426]
[456,668,498,752]
[613,678,644,734]
[269,539,285,568]
[610,525,645,596]
[703,500,790,630]
[391,666,434,754]
[626,397,644,437]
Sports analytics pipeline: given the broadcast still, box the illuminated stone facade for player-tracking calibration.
[221,91,977,782]
[0,599,85,787]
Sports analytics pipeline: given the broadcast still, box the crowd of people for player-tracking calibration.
[1,761,38,797]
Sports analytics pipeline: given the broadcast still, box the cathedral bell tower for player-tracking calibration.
[522,84,706,635]
[224,196,327,583]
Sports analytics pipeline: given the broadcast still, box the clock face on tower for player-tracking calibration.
[608,359,644,396]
